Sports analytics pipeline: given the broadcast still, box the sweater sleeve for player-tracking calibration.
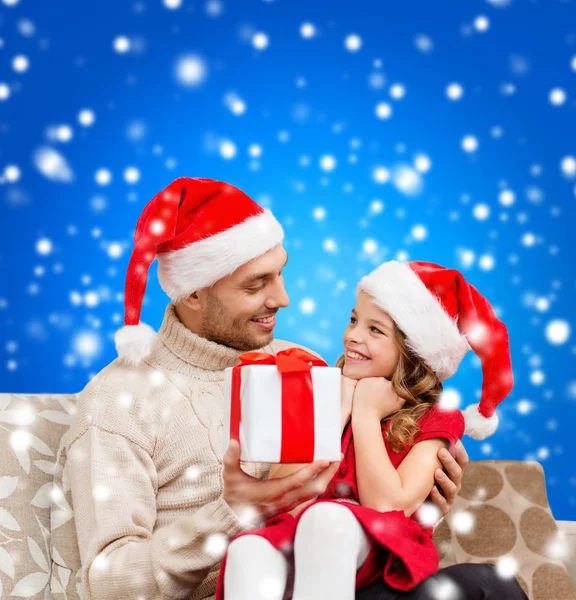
[67,425,253,600]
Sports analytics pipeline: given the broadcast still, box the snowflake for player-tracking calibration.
[300,298,316,315]
[252,32,269,50]
[204,532,229,558]
[12,54,29,73]
[175,54,207,86]
[300,23,316,39]
[446,83,464,100]
[439,388,461,410]
[375,102,393,120]
[451,510,475,534]
[474,16,490,32]
[545,320,570,345]
[549,88,567,106]
[78,109,96,127]
[461,135,479,153]
[319,155,337,172]
[344,34,362,52]
[495,555,518,579]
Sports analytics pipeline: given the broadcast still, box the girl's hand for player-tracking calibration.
[341,375,358,425]
[352,377,405,421]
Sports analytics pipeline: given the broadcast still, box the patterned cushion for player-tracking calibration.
[433,460,576,600]
[0,393,79,599]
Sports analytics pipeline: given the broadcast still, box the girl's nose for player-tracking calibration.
[344,330,363,345]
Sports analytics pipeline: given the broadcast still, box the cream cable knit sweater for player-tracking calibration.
[66,302,314,600]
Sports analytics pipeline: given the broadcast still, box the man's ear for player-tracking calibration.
[180,291,202,311]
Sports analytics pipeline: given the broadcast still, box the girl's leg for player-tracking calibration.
[224,534,290,600]
[291,502,374,600]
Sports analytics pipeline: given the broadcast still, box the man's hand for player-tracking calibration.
[223,440,341,521]
[429,440,469,517]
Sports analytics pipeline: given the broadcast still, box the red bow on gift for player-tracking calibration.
[230,348,328,463]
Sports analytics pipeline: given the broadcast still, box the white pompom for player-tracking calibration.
[114,322,157,366]
[462,403,499,440]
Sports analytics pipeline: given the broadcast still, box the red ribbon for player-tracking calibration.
[230,348,327,463]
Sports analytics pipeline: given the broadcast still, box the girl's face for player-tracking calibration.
[341,291,400,380]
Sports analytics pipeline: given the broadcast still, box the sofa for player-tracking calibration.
[0,392,575,600]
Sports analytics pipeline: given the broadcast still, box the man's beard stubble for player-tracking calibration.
[200,292,273,351]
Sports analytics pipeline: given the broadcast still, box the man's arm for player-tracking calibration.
[67,426,254,600]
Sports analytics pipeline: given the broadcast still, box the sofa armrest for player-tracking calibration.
[557,521,576,589]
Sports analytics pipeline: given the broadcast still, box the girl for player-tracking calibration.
[216,260,513,600]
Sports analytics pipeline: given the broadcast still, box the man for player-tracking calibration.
[66,177,527,600]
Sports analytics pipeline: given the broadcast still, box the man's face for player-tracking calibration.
[197,244,290,350]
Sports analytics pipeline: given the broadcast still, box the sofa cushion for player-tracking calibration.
[0,394,76,599]
[433,460,576,600]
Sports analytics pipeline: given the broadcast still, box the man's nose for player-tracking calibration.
[266,278,290,309]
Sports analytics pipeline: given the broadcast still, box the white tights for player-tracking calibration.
[223,502,373,600]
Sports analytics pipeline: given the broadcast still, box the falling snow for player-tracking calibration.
[175,54,207,86]
[344,34,362,52]
[1,0,575,526]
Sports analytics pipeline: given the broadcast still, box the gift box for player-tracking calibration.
[223,348,342,463]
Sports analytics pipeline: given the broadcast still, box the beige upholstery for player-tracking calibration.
[434,460,576,599]
[0,393,574,599]
[0,394,80,598]
[559,520,576,589]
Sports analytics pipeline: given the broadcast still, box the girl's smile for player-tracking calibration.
[345,347,371,363]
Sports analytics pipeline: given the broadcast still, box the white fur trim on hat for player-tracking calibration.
[357,261,470,380]
[156,209,284,301]
[114,322,157,366]
[462,403,499,439]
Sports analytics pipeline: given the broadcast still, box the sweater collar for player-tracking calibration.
[154,302,271,372]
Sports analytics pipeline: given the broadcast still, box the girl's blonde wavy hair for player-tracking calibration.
[335,324,443,453]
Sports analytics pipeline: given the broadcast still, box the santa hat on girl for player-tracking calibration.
[358,260,513,440]
[115,177,284,366]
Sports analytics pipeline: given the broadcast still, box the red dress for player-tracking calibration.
[215,405,465,599]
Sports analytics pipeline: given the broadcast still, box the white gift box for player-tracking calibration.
[223,362,342,463]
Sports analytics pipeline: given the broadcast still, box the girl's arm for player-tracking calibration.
[352,410,446,517]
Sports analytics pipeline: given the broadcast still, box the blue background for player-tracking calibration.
[1,0,575,519]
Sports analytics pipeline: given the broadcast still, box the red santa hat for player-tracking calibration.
[358,260,514,440]
[115,177,284,366]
